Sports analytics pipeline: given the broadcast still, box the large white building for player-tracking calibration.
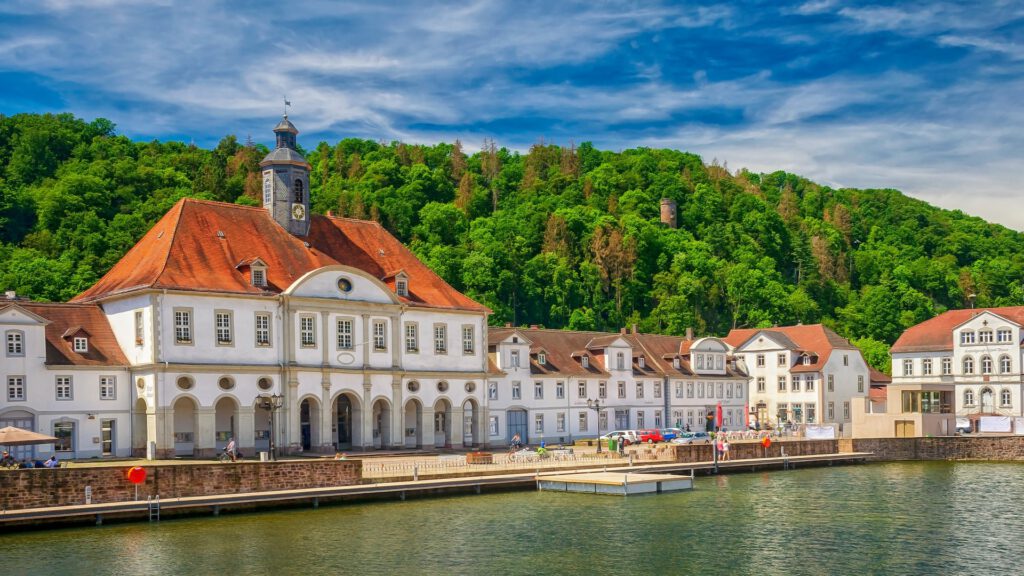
[1,115,491,459]
[891,307,1024,425]
[725,324,875,433]
[486,326,748,446]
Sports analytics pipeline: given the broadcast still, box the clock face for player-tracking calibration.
[291,203,306,220]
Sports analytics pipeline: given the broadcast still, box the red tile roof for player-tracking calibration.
[11,302,128,366]
[488,327,746,379]
[890,307,1024,353]
[724,324,856,370]
[869,367,892,384]
[72,199,487,312]
[868,385,888,402]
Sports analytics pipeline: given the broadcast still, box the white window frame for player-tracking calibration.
[778,353,787,366]
[215,310,233,346]
[922,359,932,375]
[534,381,544,400]
[7,376,25,401]
[134,310,144,346]
[778,376,787,392]
[556,412,566,433]
[843,401,850,420]
[299,314,317,348]
[73,337,88,353]
[336,317,353,350]
[617,381,626,398]
[55,375,73,401]
[578,381,587,398]
[598,381,607,399]
[857,375,864,393]
[510,350,520,368]
[6,330,24,356]
[255,312,272,347]
[405,322,419,353]
[1000,355,1012,374]
[433,323,448,354]
[100,376,116,400]
[636,382,644,398]
[903,359,913,376]
[555,381,565,399]
[538,352,547,365]
[373,320,387,351]
[828,374,835,392]
[578,412,588,432]
[942,357,952,375]
[654,382,662,398]
[756,354,765,367]
[535,414,544,434]
[827,401,835,421]
[997,329,1012,343]
[251,266,267,287]
[488,382,498,400]
[581,356,589,368]
[462,325,475,355]
[512,381,521,400]
[173,308,193,345]
[757,377,765,392]
[489,416,499,436]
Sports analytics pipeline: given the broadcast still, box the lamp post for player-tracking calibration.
[587,398,603,453]
[256,393,284,461]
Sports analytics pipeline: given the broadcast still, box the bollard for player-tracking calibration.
[85,485,92,505]
[413,465,418,481]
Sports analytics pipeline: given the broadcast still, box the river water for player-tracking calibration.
[4,462,1022,575]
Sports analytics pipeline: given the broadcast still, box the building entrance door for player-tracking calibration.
[101,419,115,456]
[981,389,995,413]
[895,420,915,438]
[614,409,629,430]
[0,411,35,461]
[507,409,528,445]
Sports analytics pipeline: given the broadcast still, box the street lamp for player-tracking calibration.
[256,393,284,461]
[586,398,603,453]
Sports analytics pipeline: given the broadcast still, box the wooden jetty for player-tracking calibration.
[538,471,693,495]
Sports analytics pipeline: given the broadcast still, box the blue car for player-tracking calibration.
[660,428,683,442]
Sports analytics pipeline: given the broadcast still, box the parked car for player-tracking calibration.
[637,429,664,443]
[956,418,973,434]
[671,432,712,445]
[660,428,683,442]
[600,430,639,446]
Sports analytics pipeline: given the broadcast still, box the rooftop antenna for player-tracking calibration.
[283,96,291,119]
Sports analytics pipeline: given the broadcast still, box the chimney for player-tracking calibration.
[631,323,638,334]
[530,324,539,330]
[660,198,678,228]
[685,327,693,340]
[505,322,512,328]
[620,327,627,335]
[4,290,15,300]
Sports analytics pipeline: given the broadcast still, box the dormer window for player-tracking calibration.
[538,352,546,365]
[638,357,646,369]
[616,352,624,370]
[73,337,88,353]
[673,358,680,369]
[802,355,811,366]
[252,266,266,287]
[582,356,590,368]
[395,272,409,297]
[510,350,520,368]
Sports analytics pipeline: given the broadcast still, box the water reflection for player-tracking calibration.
[4,462,1024,575]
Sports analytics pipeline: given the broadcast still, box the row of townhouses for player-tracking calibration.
[0,115,879,461]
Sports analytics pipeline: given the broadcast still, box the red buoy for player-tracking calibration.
[127,466,147,484]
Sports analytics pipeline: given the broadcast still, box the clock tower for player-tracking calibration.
[260,112,311,236]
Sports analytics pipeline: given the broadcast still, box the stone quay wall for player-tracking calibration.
[0,460,362,512]
[839,436,1024,461]
[672,439,839,463]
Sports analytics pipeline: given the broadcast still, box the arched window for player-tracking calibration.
[293,179,304,203]
[964,389,975,406]
[1001,389,1012,407]
[1000,355,1012,374]
[981,355,993,374]
[963,356,974,374]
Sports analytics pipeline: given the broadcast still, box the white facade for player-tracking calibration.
[733,329,870,432]
[102,264,489,458]
[487,329,747,446]
[891,310,1023,418]
[1,303,131,460]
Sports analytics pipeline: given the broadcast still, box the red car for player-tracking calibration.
[637,429,663,443]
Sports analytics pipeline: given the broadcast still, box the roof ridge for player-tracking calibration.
[181,197,268,212]
[154,199,189,287]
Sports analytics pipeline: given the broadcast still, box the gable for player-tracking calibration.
[0,304,51,326]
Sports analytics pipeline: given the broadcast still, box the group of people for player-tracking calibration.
[715,436,731,461]
[1,451,59,469]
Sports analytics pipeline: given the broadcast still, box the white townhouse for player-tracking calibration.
[726,324,873,433]
[1,115,492,459]
[1,299,132,460]
[486,326,748,446]
[891,307,1024,425]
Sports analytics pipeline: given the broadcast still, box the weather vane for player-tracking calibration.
[283,96,291,118]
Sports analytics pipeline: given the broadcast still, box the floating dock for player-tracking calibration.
[538,471,693,495]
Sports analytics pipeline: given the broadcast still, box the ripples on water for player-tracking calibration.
[4,462,1023,575]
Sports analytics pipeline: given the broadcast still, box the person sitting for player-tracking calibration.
[44,455,58,468]
[20,459,33,469]
[1,451,15,468]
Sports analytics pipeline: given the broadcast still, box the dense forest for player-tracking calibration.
[3,112,1024,372]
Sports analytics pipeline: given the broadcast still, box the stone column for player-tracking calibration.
[362,377,373,450]
[451,406,465,447]
[238,405,256,454]
[391,377,404,449]
[196,407,216,458]
[320,380,334,451]
[286,375,301,454]
[479,403,490,449]
[421,407,435,448]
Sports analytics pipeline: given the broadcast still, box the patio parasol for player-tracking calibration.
[0,426,58,446]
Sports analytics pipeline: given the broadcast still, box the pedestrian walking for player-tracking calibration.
[226,437,237,462]
[722,439,730,461]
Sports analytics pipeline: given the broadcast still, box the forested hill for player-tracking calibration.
[3,112,1024,371]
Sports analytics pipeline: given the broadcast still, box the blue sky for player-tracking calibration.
[1,1,1022,229]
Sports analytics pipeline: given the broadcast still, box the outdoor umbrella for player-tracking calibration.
[716,402,723,430]
[0,426,58,446]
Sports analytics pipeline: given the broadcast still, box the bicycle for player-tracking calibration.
[217,449,242,463]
